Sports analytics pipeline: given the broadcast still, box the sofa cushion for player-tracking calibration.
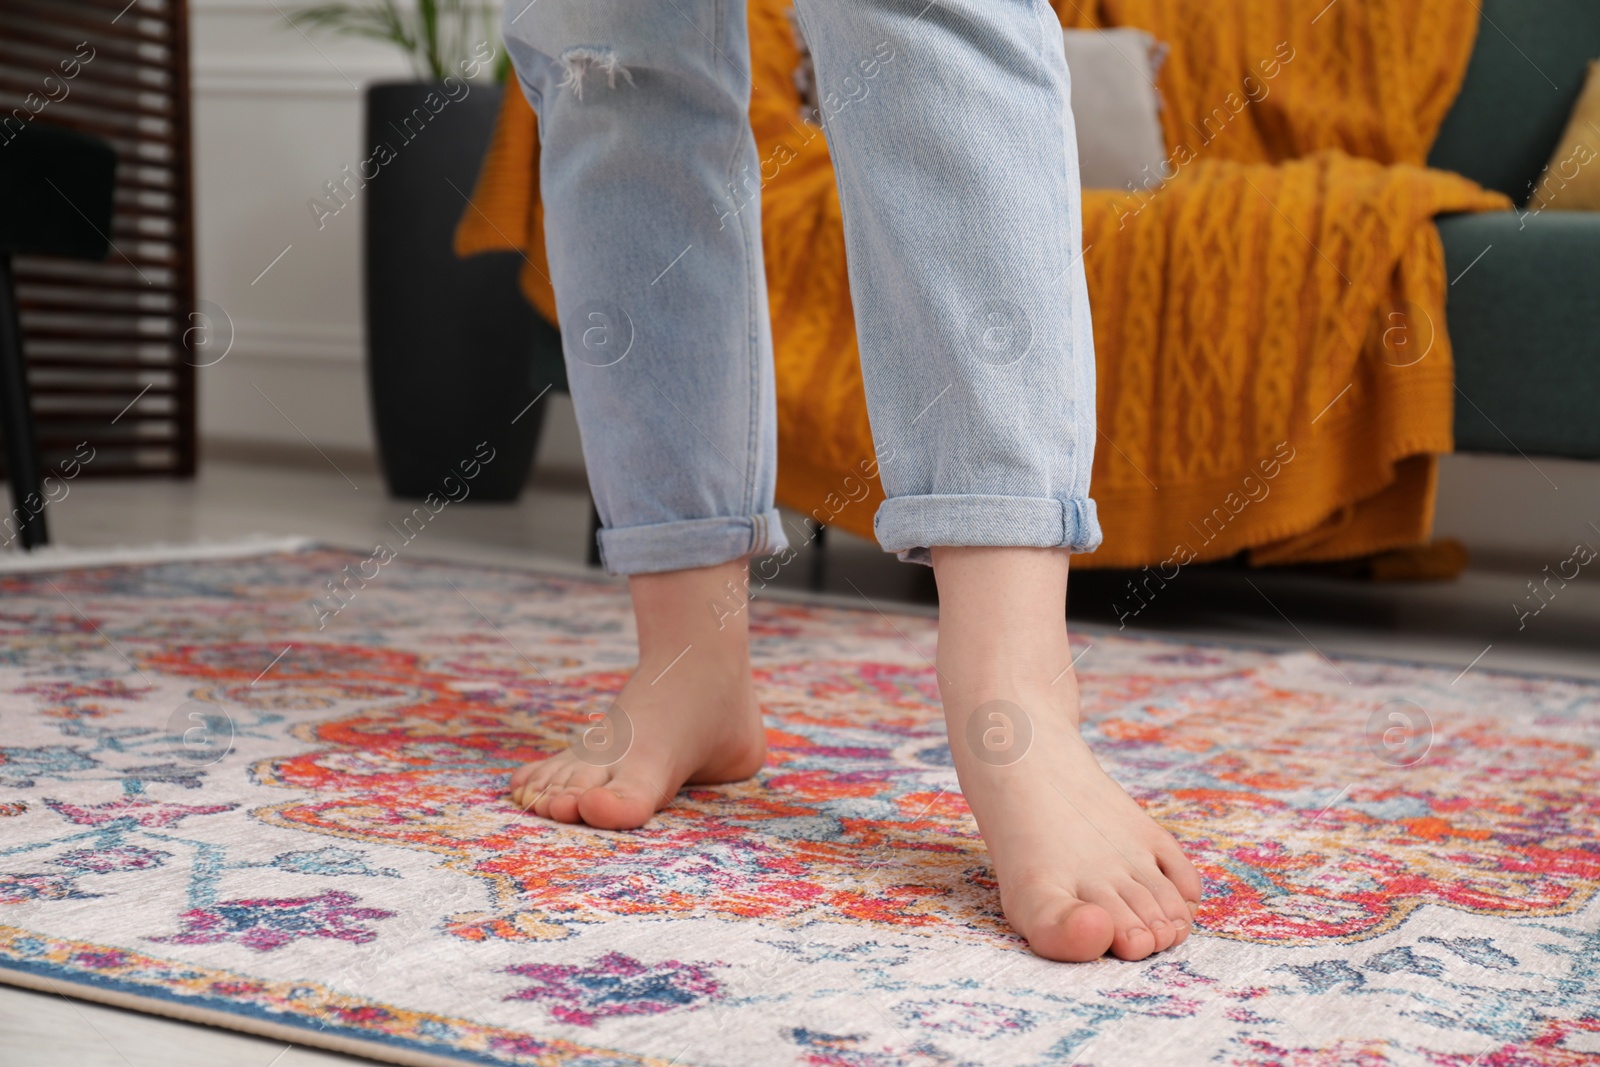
[785,16,1169,192]
[1062,28,1169,190]
[1439,210,1600,458]
[1537,60,1600,211]
[1430,0,1600,205]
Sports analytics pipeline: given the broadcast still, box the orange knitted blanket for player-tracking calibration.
[458,0,1509,568]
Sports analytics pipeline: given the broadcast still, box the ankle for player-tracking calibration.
[629,557,753,659]
[929,546,1078,706]
[633,642,751,689]
[936,629,1077,708]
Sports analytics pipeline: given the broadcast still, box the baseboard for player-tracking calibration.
[199,437,590,495]
[201,437,381,476]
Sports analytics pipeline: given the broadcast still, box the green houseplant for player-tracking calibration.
[290,0,511,82]
[287,2,548,502]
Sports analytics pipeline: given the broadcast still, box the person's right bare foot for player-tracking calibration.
[932,546,1202,962]
[508,558,766,830]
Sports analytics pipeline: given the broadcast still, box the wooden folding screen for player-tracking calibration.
[0,0,197,478]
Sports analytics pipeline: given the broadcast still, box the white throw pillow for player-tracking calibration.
[785,15,1168,192]
[1062,28,1170,191]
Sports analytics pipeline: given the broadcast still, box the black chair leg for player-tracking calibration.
[0,255,48,550]
[585,498,602,568]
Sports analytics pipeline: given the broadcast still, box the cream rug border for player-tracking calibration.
[0,966,677,1067]
[0,537,318,574]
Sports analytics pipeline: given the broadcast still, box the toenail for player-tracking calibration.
[1187,900,1200,917]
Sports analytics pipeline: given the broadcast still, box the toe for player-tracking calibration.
[546,786,586,824]
[1142,863,1197,947]
[1007,888,1115,963]
[1080,884,1157,961]
[509,761,541,795]
[1166,912,1192,948]
[1112,923,1157,961]
[546,767,611,823]
[1154,837,1203,911]
[1119,880,1177,953]
[509,758,558,808]
[577,772,669,830]
[529,784,557,819]
[531,768,574,819]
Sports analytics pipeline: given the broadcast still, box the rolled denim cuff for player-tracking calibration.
[596,508,789,576]
[873,494,1103,566]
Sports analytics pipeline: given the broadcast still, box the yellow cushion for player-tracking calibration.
[1537,59,1600,211]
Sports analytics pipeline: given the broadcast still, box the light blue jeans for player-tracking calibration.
[502,0,1101,575]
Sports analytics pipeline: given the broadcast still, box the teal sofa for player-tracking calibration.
[1430,0,1600,458]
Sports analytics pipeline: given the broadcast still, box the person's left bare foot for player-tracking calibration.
[931,546,1202,961]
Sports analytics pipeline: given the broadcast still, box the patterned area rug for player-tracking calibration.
[1,547,1597,1067]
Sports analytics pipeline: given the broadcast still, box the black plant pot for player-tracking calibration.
[364,81,543,501]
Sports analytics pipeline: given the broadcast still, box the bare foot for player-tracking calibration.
[932,547,1202,962]
[508,558,766,829]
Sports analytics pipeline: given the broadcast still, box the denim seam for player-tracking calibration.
[740,192,761,526]
[791,0,871,514]
[719,0,763,526]
[1032,0,1077,500]
[1036,0,1094,503]
[712,0,722,69]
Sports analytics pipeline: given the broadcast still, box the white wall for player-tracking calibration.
[187,4,1595,561]
[191,0,403,451]
[1435,453,1600,565]
[188,0,587,469]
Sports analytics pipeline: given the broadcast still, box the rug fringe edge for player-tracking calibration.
[0,966,482,1067]
[0,537,318,574]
